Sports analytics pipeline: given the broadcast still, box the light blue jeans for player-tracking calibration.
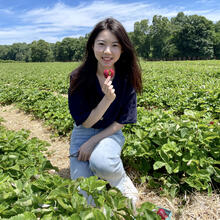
[69,124,127,204]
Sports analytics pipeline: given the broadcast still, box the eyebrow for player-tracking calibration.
[96,40,119,44]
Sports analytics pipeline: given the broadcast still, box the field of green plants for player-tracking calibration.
[0,60,219,219]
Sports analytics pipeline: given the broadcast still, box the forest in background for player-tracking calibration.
[1,12,220,62]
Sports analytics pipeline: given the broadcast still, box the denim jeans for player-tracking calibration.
[69,124,127,203]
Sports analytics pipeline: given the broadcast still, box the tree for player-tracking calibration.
[214,20,220,32]
[150,15,173,59]
[0,45,10,60]
[30,40,54,62]
[131,19,150,59]
[8,43,30,61]
[172,13,215,59]
[54,37,87,62]
[72,37,87,61]
[213,21,220,59]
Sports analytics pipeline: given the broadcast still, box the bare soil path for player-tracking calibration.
[0,104,219,219]
[0,104,70,179]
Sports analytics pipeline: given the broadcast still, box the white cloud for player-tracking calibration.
[184,9,220,21]
[0,8,13,14]
[20,1,155,29]
[0,0,220,45]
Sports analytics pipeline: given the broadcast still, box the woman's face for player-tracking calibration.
[93,30,122,71]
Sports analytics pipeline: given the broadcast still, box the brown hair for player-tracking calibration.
[69,17,142,94]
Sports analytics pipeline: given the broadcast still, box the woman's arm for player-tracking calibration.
[82,96,113,128]
[82,76,116,128]
[78,121,124,161]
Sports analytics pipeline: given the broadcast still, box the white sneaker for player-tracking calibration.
[118,175,139,209]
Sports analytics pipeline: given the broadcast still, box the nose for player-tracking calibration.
[104,46,111,54]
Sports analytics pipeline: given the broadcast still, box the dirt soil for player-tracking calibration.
[0,104,219,220]
[0,104,70,179]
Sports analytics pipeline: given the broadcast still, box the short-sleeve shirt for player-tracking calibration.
[68,71,137,129]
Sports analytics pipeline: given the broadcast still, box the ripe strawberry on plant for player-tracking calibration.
[104,69,114,78]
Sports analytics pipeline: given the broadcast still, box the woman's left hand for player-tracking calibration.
[78,139,96,161]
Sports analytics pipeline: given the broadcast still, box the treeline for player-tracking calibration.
[0,36,88,62]
[0,12,220,62]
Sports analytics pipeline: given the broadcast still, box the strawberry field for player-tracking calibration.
[0,60,219,219]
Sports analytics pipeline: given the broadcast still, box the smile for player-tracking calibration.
[102,57,113,62]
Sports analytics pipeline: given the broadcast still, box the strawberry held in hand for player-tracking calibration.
[104,69,114,79]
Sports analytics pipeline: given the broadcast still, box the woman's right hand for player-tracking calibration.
[102,76,116,102]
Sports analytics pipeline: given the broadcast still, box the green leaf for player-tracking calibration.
[57,197,73,212]
[153,161,165,170]
[0,202,9,213]
[137,202,156,211]
[69,213,81,220]
[93,209,106,220]
[79,209,94,220]
[165,163,173,174]
[7,212,37,220]
[15,197,33,207]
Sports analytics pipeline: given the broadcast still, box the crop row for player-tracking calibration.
[0,62,76,94]
[0,60,219,195]
[0,86,73,136]
[0,119,162,219]
[0,61,219,118]
[123,107,219,196]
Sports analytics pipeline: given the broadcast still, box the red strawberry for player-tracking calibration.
[209,121,214,125]
[104,69,114,78]
[157,209,167,219]
[109,69,114,77]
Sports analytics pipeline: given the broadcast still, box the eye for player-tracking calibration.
[97,42,104,46]
[112,44,119,47]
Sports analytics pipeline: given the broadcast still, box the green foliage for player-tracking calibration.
[213,32,220,59]
[131,19,150,59]
[139,61,220,119]
[172,13,215,59]
[0,86,73,135]
[0,60,219,198]
[30,40,54,62]
[54,37,87,62]
[122,107,220,195]
[0,123,159,219]
[150,15,173,59]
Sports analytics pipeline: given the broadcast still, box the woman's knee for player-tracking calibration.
[89,153,124,180]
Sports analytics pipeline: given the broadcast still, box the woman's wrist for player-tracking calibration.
[89,135,99,147]
[82,95,114,128]
[103,94,115,103]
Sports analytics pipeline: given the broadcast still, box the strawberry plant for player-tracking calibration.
[0,122,161,219]
[0,60,219,196]
[122,107,220,196]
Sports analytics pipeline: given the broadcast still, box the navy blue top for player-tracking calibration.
[68,71,137,129]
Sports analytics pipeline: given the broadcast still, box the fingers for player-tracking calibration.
[104,76,112,87]
[104,75,111,83]
[103,77,115,95]
[78,151,87,161]
[111,89,115,94]
[78,149,90,161]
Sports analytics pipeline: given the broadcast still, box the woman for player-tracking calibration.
[68,17,142,208]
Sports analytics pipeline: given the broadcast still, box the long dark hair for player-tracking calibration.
[69,17,142,95]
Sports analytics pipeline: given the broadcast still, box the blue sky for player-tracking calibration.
[0,0,220,45]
